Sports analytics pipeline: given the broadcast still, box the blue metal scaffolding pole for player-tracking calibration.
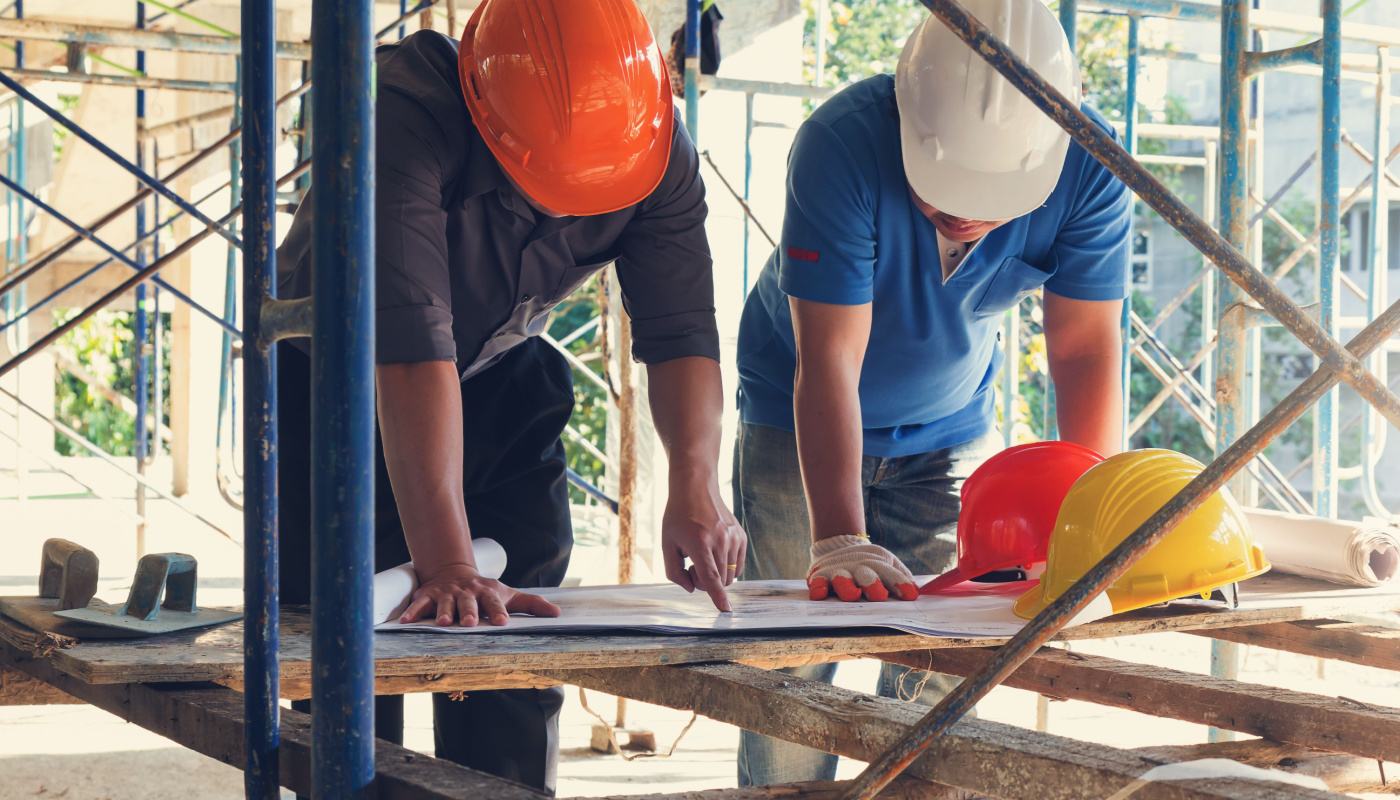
[242,0,279,795]
[1208,0,1252,744]
[215,61,244,508]
[1316,0,1343,519]
[135,2,150,558]
[1059,0,1077,51]
[309,0,376,794]
[684,0,700,144]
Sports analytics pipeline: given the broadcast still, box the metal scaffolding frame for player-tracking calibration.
[0,0,1397,795]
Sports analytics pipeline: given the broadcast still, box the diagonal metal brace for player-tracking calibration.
[909,0,1400,433]
[0,71,243,250]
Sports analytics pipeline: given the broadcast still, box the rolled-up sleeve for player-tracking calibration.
[613,120,721,365]
[375,89,457,364]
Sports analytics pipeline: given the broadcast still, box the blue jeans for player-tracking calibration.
[731,422,1000,786]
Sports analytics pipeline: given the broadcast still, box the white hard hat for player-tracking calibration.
[895,0,1082,222]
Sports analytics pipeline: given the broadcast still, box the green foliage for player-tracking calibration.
[52,310,137,457]
[801,0,926,90]
[51,94,81,162]
[51,308,171,458]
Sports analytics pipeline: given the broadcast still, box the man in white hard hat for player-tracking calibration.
[732,0,1130,784]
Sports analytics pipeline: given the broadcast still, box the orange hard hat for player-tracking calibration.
[459,0,675,217]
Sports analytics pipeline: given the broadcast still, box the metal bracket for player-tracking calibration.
[64,42,85,74]
[1227,300,1322,330]
[121,552,198,621]
[259,295,313,351]
[37,539,98,611]
[1244,41,1322,77]
[54,552,240,635]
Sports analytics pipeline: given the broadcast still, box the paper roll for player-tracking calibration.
[371,538,509,624]
[1244,508,1400,587]
[473,537,508,581]
[373,563,419,625]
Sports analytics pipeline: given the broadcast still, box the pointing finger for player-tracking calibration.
[689,551,731,612]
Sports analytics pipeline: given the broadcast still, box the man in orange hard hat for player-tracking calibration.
[274,0,745,791]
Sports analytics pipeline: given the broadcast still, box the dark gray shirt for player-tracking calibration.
[276,31,720,379]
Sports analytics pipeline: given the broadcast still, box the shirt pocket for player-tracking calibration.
[973,256,1049,318]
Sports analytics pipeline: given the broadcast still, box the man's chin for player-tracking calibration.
[936,222,991,242]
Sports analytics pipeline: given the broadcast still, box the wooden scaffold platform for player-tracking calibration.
[5,573,1400,799]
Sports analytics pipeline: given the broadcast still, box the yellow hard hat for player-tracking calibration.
[1013,449,1269,620]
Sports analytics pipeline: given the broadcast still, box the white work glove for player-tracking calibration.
[807,535,918,602]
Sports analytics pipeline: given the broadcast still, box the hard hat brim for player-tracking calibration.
[899,118,1072,223]
[498,125,674,217]
[918,566,970,595]
[1012,580,1047,620]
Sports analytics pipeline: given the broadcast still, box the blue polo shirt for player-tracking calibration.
[736,75,1131,458]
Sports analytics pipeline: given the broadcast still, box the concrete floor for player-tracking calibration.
[5,468,1400,797]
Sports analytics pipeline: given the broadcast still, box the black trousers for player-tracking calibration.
[277,338,575,794]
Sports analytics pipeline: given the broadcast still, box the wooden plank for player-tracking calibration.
[215,670,560,699]
[2,641,548,800]
[0,664,82,705]
[533,662,1345,800]
[0,643,961,800]
[39,573,1400,686]
[1189,619,1400,671]
[1133,740,1396,794]
[0,609,76,657]
[877,646,1400,762]
[0,595,146,639]
[598,778,979,800]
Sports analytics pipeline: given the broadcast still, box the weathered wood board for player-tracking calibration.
[14,573,1400,686]
[0,642,974,800]
[1191,618,1400,671]
[0,664,82,705]
[0,595,141,639]
[537,661,1347,800]
[877,646,1400,762]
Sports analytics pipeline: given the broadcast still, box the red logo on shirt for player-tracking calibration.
[786,246,819,262]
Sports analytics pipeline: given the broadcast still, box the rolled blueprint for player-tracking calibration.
[371,538,508,624]
[1244,508,1400,587]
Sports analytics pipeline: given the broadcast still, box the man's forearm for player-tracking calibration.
[1050,351,1125,457]
[647,356,724,483]
[793,362,867,541]
[376,361,477,577]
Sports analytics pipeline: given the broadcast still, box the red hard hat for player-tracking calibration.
[458,0,674,217]
[920,441,1104,595]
